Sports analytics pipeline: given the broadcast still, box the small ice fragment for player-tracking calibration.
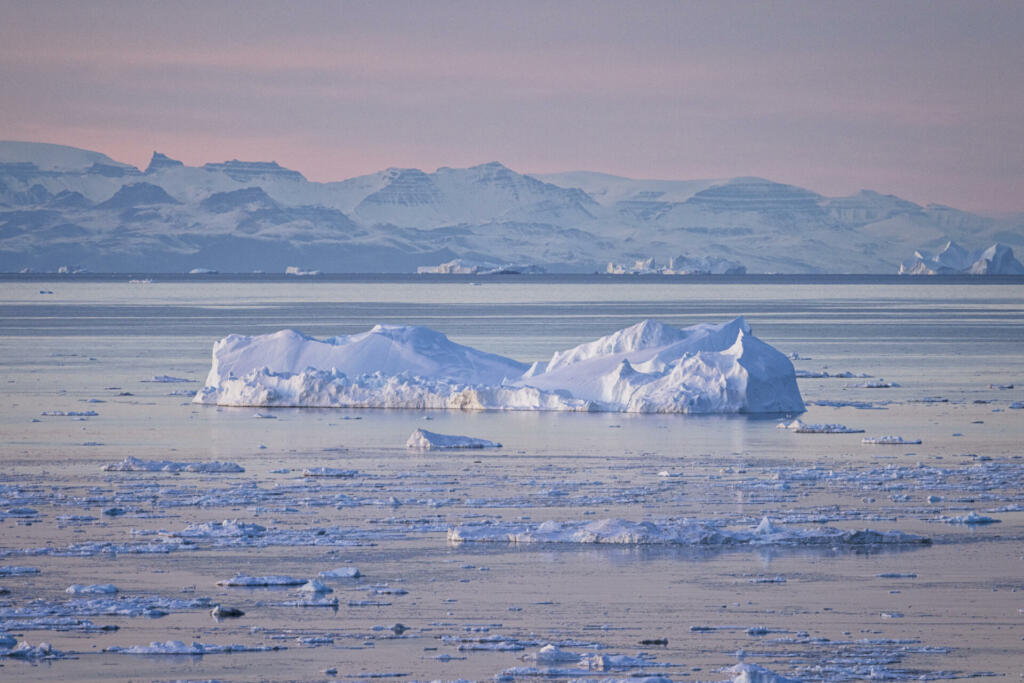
[862,436,922,445]
[298,579,332,594]
[318,566,360,579]
[66,584,118,595]
[217,574,306,587]
[302,467,356,477]
[253,412,277,419]
[944,511,1000,525]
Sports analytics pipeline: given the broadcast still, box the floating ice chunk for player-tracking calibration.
[526,643,581,663]
[0,640,63,659]
[216,574,306,587]
[66,584,118,595]
[862,436,922,445]
[406,429,502,450]
[297,579,332,594]
[1009,402,1024,409]
[102,456,244,473]
[876,573,917,579]
[211,605,244,618]
[193,318,804,414]
[303,467,357,478]
[40,410,98,417]
[777,419,864,434]
[447,517,928,546]
[143,375,194,383]
[729,661,803,683]
[0,566,40,576]
[175,520,266,538]
[318,566,361,579]
[105,640,280,655]
[944,511,1000,525]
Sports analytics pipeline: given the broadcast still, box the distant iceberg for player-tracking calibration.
[899,241,1024,275]
[606,254,746,275]
[193,317,804,414]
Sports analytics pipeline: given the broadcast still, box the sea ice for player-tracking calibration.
[66,584,118,595]
[447,517,928,546]
[102,456,244,473]
[104,640,280,655]
[318,566,361,579]
[303,467,357,477]
[777,419,864,434]
[0,566,39,576]
[406,429,502,450]
[729,661,802,683]
[193,318,804,414]
[862,436,922,445]
[216,574,307,587]
[943,511,1000,525]
[40,410,98,417]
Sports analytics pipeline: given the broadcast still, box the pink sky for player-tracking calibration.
[2,0,1022,213]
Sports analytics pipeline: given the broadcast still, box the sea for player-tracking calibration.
[1,274,1022,681]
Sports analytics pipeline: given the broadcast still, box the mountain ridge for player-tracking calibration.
[1,141,1021,274]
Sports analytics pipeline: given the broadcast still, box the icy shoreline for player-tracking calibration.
[193,318,804,414]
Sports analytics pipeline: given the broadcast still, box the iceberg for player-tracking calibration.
[407,429,501,449]
[194,318,804,414]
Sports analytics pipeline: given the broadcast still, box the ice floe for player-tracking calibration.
[447,517,929,546]
[143,375,194,383]
[102,456,244,473]
[318,566,361,579]
[66,584,118,595]
[193,318,804,414]
[943,511,1000,525]
[407,429,502,450]
[862,436,922,445]
[729,661,802,683]
[40,410,98,417]
[302,467,357,478]
[777,419,864,434]
[0,566,39,576]
[104,640,281,655]
[216,574,307,587]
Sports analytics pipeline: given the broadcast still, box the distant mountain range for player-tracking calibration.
[1,140,1021,274]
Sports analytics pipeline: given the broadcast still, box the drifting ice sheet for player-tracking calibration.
[193,318,804,414]
[447,517,929,546]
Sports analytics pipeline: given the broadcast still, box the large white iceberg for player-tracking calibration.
[193,318,804,414]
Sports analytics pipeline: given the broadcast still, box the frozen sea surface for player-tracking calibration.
[0,275,1022,681]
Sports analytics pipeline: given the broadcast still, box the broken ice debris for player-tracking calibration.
[943,511,1000,525]
[302,467,357,477]
[318,566,361,579]
[862,436,922,445]
[216,574,307,587]
[777,419,864,433]
[104,640,280,655]
[66,584,118,595]
[406,429,502,450]
[102,456,244,473]
[447,517,929,546]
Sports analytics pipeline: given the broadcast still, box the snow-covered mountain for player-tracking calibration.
[1,141,1021,274]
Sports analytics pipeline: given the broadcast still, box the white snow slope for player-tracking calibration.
[193,318,804,414]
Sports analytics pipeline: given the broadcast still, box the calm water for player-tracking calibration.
[1,277,1022,681]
